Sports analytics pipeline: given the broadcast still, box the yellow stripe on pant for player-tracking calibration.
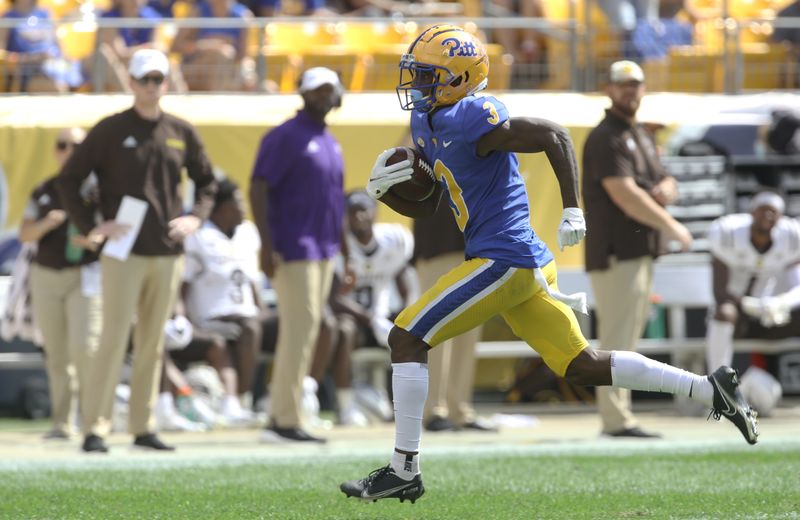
[395,259,588,376]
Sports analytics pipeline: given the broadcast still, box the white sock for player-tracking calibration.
[706,320,735,372]
[223,394,243,416]
[337,388,355,412]
[391,450,419,481]
[610,351,714,406]
[157,392,175,413]
[390,362,428,477]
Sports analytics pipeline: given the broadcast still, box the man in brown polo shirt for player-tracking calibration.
[582,60,692,438]
[21,127,101,440]
[57,49,217,453]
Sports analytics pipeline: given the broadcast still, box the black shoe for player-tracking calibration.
[340,465,425,503]
[708,366,759,445]
[460,417,499,432]
[424,416,456,432]
[605,427,661,438]
[259,425,327,443]
[133,433,175,451]
[82,434,109,453]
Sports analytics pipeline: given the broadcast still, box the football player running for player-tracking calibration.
[341,24,758,504]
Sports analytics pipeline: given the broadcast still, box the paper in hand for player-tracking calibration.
[101,196,148,261]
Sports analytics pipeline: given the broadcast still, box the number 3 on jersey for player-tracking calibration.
[433,101,501,231]
[434,160,469,231]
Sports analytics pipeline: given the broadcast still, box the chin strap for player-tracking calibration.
[533,267,589,315]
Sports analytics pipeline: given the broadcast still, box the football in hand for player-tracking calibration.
[386,147,436,201]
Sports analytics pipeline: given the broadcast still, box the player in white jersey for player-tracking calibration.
[177,179,263,424]
[316,191,414,425]
[340,191,415,346]
[706,191,800,374]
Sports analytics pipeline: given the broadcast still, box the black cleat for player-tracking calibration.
[82,434,109,453]
[708,366,759,445]
[132,433,175,451]
[340,465,425,503]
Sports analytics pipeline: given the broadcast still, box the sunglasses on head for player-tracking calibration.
[135,74,165,86]
[55,140,73,151]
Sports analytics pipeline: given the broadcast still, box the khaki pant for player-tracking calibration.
[30,264,101,434]
[269,259,334,428]
[417,252,482,426]
[589,255,653,434]
[82,254,182,437]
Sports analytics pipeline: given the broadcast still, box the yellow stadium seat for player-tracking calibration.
[540,0,621,90]
[485,43,513,91]
[57,21,97,61]
[261,50,301,93]
[667,45,723,92]
[172,0,193,18]
[299,46,369,92]
[741,41,795,89]
[641,59,670,92]
[335,21,415,53]
[264,22,338,53]
[40,0,81,19]
[361,44,405,92]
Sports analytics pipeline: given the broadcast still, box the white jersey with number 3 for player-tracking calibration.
[707,213,800,297]
[183,220,261,323]
[341,223,414,319]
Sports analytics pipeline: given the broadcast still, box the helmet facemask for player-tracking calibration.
[396,54,454,113]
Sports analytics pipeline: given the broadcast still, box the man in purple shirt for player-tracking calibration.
[250,67,345,443]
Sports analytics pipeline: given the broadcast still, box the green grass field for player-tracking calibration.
[1,445,798,520]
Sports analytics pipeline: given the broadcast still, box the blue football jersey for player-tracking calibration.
[410,95,553,268]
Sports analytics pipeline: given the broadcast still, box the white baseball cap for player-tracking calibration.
[610,60,645,83]
[299,67,342,93]
[750,191,785,213]
[129,49,169,79]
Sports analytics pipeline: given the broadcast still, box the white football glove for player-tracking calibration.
[557,207,586,251]
[741,295,791,328]
[366,148,414,200]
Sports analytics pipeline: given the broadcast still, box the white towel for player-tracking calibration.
[533,267,588,315]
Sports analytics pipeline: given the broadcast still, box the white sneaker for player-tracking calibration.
[302,377,321,424]
[339,405,370,428]
[177,396,219,427]
[222,396,257,427]
[354,383,393,422]
[156,408,208,432]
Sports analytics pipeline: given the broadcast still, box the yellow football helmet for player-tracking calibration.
[397,24,489,113]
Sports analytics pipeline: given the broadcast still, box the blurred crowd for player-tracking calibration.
[3,0,800,94]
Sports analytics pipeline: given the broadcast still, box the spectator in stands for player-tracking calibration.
[415,200,497,433]
[627,1,693,61]
[56,49,217,453]
[486,0,548,88]
[706,191,800,375]
[772,0,800,48]
[319,190,414,426]
[596,0,658,33]
[20,127,101,440]
[250,67,346,443]
[180,178,261,425]
[582,60,691,438]
[0,0,85,92]
[96,0,164,92]
[170,0,256,91]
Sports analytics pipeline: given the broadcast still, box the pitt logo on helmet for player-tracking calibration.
[396,24,489,113]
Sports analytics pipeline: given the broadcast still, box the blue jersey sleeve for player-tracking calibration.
[461,96,509,145]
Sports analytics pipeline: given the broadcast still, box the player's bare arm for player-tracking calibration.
[476,117,580,208]
[476,117,585,250]
[378,182,444,219]
[711,255,738,309]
